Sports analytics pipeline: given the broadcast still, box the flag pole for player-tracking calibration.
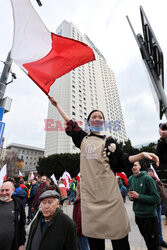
[0,52,12,107]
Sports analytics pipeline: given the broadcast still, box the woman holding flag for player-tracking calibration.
[49,96,159,250]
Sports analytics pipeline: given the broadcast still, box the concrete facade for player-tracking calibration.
[45,20,127,156]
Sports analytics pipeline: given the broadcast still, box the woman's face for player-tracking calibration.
[88,111,104,127]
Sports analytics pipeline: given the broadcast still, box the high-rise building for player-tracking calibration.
[45,20,127,156]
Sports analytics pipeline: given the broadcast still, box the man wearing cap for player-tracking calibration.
[26,190,77,250]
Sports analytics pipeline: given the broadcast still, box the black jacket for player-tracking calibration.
[12,196,26,250]
[26,208,77,250]
[66,120,133,173]
[156,138,167,165]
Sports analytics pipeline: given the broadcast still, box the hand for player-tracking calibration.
[128,191,139,199]
[31,207,34,212]
[128,191,134,201]
[48,95,58,107]
[159,128,167,139]
[142,152,159,167]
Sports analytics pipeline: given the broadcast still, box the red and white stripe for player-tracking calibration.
[10,0,95,95]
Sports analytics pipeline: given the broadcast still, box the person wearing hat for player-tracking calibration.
[26,190,77,250]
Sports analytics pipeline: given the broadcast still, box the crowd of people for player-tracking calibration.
[0,97,167,250]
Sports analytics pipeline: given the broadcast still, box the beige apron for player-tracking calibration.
[80,135,130,239]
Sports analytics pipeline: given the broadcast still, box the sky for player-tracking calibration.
[0,0,167,149]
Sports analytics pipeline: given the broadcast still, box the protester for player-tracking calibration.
[73,182,89,250]
[26,190,77,250]
[19,179,29,196]
[0,180,26,250]
[13,179,28,207]
[58,180,68,207]
[128,162,161,250]
[49,96,159,250]
[58,180,67,198]
[68,179,76,204]
[32,175,48,214]
[116,176,127,203]
[156,123,167,166]
[162,201,167,225]
[27,177,39,224]
[147,168,167,249]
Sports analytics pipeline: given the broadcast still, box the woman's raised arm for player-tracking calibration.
[48,95,70,122]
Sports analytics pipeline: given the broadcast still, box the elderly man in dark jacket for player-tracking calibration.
[26,190,77,250]
[0,180,26,250]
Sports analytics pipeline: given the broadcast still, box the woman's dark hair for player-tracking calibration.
[87,110,105,122]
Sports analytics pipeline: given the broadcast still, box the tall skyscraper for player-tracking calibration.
[45,20,127,156]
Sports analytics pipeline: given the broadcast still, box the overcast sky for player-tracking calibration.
[0,0,167,149]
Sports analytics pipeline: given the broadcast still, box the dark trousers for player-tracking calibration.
[88,235,130,250]
[135,215,159,250]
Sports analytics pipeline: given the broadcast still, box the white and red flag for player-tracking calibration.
[0,164,7,187]
[10,0,95,95]
[19,170,23,179]
[116,172,128,186]
[61,171,71,190]
[30,171,34,180]
[76,172,80,182]
[150,164,160,180]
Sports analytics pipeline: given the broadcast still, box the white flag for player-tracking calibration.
[61,171,71,189]
[150,164,160,180]
[0,164,7,187]
[19,170,23,179]
[51,174,57,185]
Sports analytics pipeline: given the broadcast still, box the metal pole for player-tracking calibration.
[137,34,167,120]
[0,52,12,106]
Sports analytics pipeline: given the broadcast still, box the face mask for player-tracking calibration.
[89,124,104,132]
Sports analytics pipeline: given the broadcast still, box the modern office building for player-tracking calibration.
[45,20,127,156]
[5,143,44,177]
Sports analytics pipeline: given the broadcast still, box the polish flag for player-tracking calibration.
[61,171,71,189]
[19,170,23,179]
[30,171,34,180]
[76,172,80,182]
[150,164,160,180]
[116,172,128,186]
[0,164,7,187]
[10,0,95,95]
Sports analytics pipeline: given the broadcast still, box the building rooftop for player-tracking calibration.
[6,143,44,152]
